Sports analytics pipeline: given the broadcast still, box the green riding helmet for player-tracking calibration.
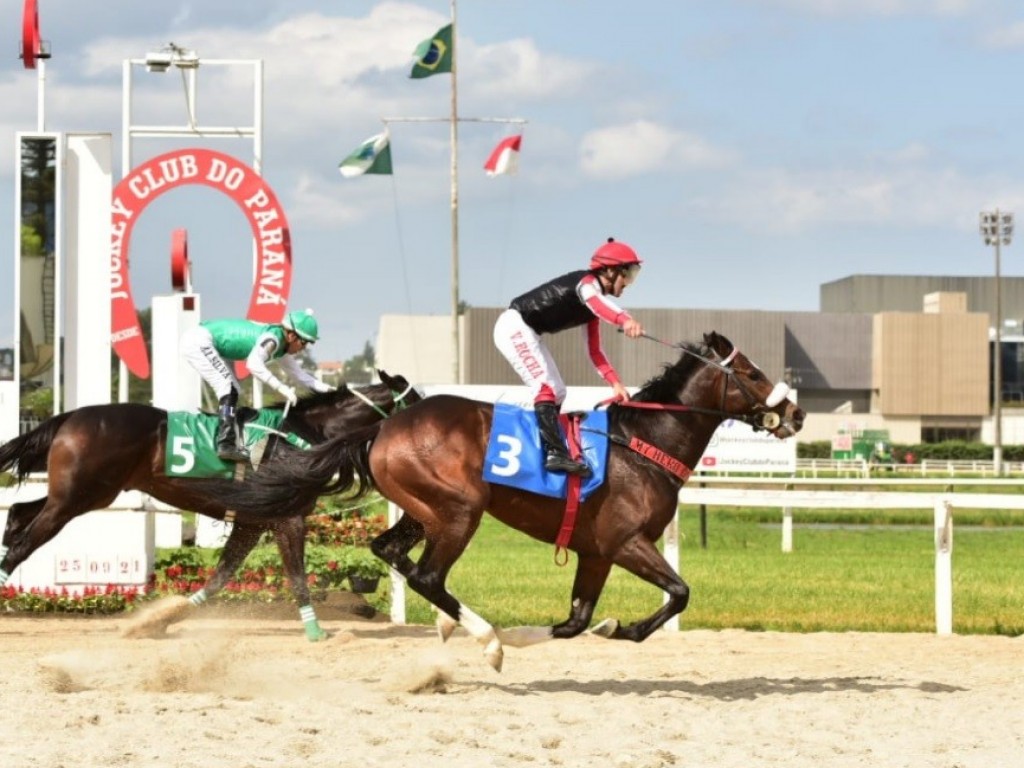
[282,309,319,343]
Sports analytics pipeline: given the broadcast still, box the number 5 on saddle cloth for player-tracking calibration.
[483,403,610,501]
[165,409,310,479]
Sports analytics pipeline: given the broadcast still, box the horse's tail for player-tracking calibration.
[0,412,73,482]
[198,420,383,520]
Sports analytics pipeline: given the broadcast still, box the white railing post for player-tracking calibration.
[662,509,680,632]
[933,498,953,635]
[387,501,406,625]
[781,507,793,553]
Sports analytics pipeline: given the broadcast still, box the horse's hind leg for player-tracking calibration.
[393,504,505,672]
[2,490,116,585]
[369,513,424,575]
[269,515,327,641]
[0,498,47,584]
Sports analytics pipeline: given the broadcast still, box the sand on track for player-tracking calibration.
[1,610,1021,768]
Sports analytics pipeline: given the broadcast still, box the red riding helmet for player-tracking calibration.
[589,237,642,270]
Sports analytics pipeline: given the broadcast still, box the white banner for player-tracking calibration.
[697,418,796,473]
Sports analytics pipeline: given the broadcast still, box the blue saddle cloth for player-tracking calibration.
[483,403,609,502]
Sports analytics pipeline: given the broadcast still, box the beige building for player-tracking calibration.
[377,275,1024,445]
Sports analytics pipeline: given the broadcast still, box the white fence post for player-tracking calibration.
[934,498,954,635]
[663,510,680,632]
[781,507,793,553]
[388,501,406,625]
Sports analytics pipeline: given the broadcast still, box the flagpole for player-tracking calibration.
[449,0,460,383]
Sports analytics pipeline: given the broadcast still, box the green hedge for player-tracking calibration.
[798,440,1024,462]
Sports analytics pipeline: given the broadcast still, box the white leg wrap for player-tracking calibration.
[300,605,317,623]
[458,605,504,672]
[0,544,7,560]
[188,588,208,606]
[497,625,555,648]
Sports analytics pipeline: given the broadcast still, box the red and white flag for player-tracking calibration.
[483,134,522,176]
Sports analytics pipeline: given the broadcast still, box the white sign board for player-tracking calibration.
[697,418,796,474]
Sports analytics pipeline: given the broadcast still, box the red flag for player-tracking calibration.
[484,134,522,176]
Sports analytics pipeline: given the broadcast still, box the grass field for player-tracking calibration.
[371,507,1024,636]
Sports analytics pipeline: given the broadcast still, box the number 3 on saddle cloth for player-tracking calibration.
[483,403,609,502]
[164,409,310,479]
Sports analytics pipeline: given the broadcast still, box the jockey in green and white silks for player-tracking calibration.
[180,309,333,462]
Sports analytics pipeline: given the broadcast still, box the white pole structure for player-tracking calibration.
[933,499,953,636]
[384,2,525,383]
[36,57,45,131]
[979,209,1014,476]
[119,46,264,403]
[448,0,459,383]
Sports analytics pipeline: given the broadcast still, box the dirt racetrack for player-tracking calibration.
[1,603,1021,768]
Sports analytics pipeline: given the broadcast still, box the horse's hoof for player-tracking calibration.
[435,612,458,643]
[304,622,328,642]
[590,618,619,638]
[484,638,504,673]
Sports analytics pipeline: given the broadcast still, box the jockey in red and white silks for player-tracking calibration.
[493,238,645,475]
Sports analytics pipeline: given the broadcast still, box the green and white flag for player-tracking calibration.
[410,23,453,79]
[338,132,393,177]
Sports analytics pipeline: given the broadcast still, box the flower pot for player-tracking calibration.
[348,575,381,593]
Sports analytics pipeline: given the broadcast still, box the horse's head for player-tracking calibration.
[376,369,423,410]
[695,331,804,438]
[286,370,423,442]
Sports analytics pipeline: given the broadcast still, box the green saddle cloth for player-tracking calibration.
[165,409,309,479]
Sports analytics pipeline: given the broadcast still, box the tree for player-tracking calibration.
[343,341,375,384]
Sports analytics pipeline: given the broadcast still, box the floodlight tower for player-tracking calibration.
[979,209,1014,476]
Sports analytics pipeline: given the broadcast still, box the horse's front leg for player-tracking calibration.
[269,514,326,641]
[497,554,612,648]
[190,521,264,606]
[590,535,689,642]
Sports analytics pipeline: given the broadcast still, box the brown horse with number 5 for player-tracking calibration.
[201,332,804,670]
[0,371,419,640]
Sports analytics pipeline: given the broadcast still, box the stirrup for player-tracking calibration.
[544,451,592,477]
[217,442,250,463]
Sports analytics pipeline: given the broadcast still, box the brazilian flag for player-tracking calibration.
[410,23,453,79]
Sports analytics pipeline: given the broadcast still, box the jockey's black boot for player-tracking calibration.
[535,402,591,477]
[216,393,249,463]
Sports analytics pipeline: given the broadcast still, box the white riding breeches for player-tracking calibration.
[493,308,566,404]
[180,326,239,401]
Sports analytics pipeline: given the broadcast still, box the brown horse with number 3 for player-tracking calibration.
[202,332,804,670]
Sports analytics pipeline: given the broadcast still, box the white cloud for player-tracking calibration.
[690,159,1024,235]
[466,38,596,101]
[579,120,738,179]
[288,173,367,230]
[980,21,1024,49]
[755,0,973,16]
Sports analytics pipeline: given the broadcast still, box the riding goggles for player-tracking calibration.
[620,263,642,286]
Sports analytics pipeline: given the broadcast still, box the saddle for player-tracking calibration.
[482,403,609,502]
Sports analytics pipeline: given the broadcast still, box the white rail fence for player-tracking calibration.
[388,476,1024,637]
[675,477,1024,635]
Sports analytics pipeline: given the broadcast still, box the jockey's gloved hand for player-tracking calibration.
[279,385,298,406]
[313,382,336,393]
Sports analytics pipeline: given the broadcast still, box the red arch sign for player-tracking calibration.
[110,148,292,378]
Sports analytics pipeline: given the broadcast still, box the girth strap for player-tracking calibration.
[554,414,585,566]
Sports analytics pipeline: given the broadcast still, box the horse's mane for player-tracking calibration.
[613,341,707,429]
[290,385,354,413]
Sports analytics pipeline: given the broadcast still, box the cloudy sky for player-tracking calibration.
[3,0,1024,365]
